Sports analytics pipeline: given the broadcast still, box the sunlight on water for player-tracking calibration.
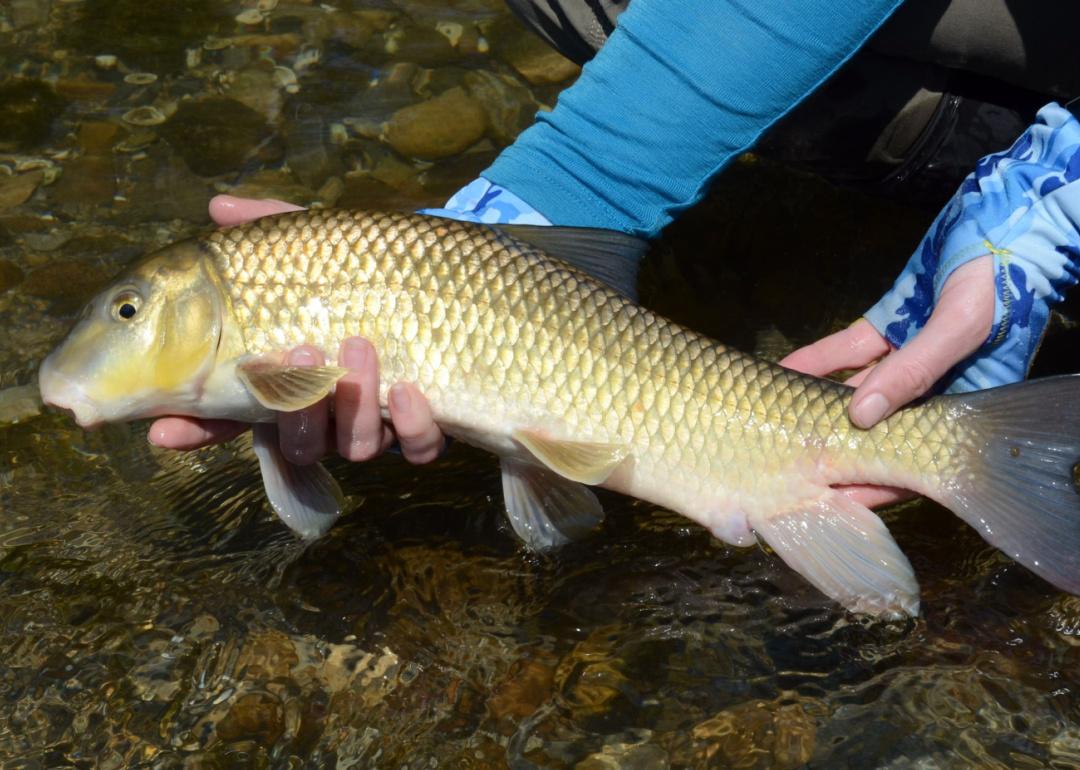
[1,0,1079,767]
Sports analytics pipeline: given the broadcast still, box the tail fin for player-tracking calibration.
[938,374,1080,594]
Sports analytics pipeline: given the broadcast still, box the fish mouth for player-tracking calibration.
[38,356,105,429]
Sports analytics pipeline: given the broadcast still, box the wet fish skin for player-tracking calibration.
[39,210,1080,617]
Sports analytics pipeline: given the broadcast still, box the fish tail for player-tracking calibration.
[936,374,1080,594]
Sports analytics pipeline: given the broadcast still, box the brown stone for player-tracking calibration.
[158,97,273,177]
[54,77,117,101]
[115,144,212,224]
[488,658,555,721]
[78,121,121,155]
[0,81,66,150]
[215,692,285,745]
[681,697,820,770]
[338,174,438,211]
[236,630,299,680]
[0,170,45,212]
[498,26,580,85]
[383,87,487,160]
[225,169,313,207]
[0,260,24,293]
[225,67,283,123]
[464,70,537,146]
[50,156,117,211]
[22,261,110,312]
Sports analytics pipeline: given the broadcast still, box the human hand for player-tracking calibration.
[148,195,446,465]
[782,256,994,424]
[783,102,1080,508]
[780,256,994,508]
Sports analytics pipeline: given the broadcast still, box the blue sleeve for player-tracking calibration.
[481,0,904,237]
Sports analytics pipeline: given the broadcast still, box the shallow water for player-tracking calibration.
[1,1,1079,767]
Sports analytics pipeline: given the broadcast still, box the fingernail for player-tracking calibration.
[390,383,410,412]
[341,338,369,370]
[851,392,890,429]
[288,347,317,366]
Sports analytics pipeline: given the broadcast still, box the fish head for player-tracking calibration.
[39,240,226,428]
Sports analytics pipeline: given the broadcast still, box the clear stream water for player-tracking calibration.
[1,1,1078,767]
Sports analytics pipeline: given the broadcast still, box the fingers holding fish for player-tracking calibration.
[848,257,994,428]
[278,336,445,466]
[781,257,994,430]
[834,484,913,509]
[388,382,445,465]
[335,337,396,462]
[278,346,334,465]
[148,417,249,450]
[780,318,890,379]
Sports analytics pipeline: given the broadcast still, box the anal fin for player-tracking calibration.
[239,360,348,412]
[750,489,920,618]
[501,457,604,550]
[253,423,344,539]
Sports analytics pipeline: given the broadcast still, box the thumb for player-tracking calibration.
[849,256,994,428]
[209,195,305,227]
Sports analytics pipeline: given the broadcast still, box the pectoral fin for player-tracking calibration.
[501,457,604,550]
[252,423,344,539]
[750,490,920,618]
[238,360,348,412]
[511,429,628,485]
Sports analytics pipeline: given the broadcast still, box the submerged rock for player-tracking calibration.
[381,21,458,67]
[159,97,273,176]
[0,259,24,293]
[61,0,229,74]
[284,110,344,189]
[225,168,314,206]
[0,384,41,425]
[0,170,45,212]
[117,144,212,223]
[464,69,538,146]
[216,692,286,745]
[6,0,50,30]
[50,156,117,213]
[22,261,111,312]
[488,657,556,723]
[347,62,423,125]
[0,81,66,151]
[225,66,283,123]
[670,696,823,769]
[77,120,121,154]
[576,742,670,770]
[338,173,436,211]
[494,20,580,85]
[383,86,486,160]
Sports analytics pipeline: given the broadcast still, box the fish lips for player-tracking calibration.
[38,354,106,429]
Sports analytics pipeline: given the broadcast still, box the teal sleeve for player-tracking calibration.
[483,0,904,237]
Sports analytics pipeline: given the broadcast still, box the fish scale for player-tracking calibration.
[40,208,1080,617]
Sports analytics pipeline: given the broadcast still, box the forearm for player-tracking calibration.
[484,0,904,237]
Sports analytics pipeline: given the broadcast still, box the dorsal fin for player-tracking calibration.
[492,223,648,302]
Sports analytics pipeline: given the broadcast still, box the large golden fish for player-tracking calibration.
[39,210,1080,617]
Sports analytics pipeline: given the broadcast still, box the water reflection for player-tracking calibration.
[1,0,1079,767]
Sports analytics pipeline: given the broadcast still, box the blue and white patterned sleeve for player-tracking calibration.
[864,102,1080,393]
[419,177,551,226]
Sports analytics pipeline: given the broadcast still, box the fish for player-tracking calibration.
[38,209,1080,618]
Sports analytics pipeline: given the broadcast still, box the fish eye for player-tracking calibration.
[110,291,142,322]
